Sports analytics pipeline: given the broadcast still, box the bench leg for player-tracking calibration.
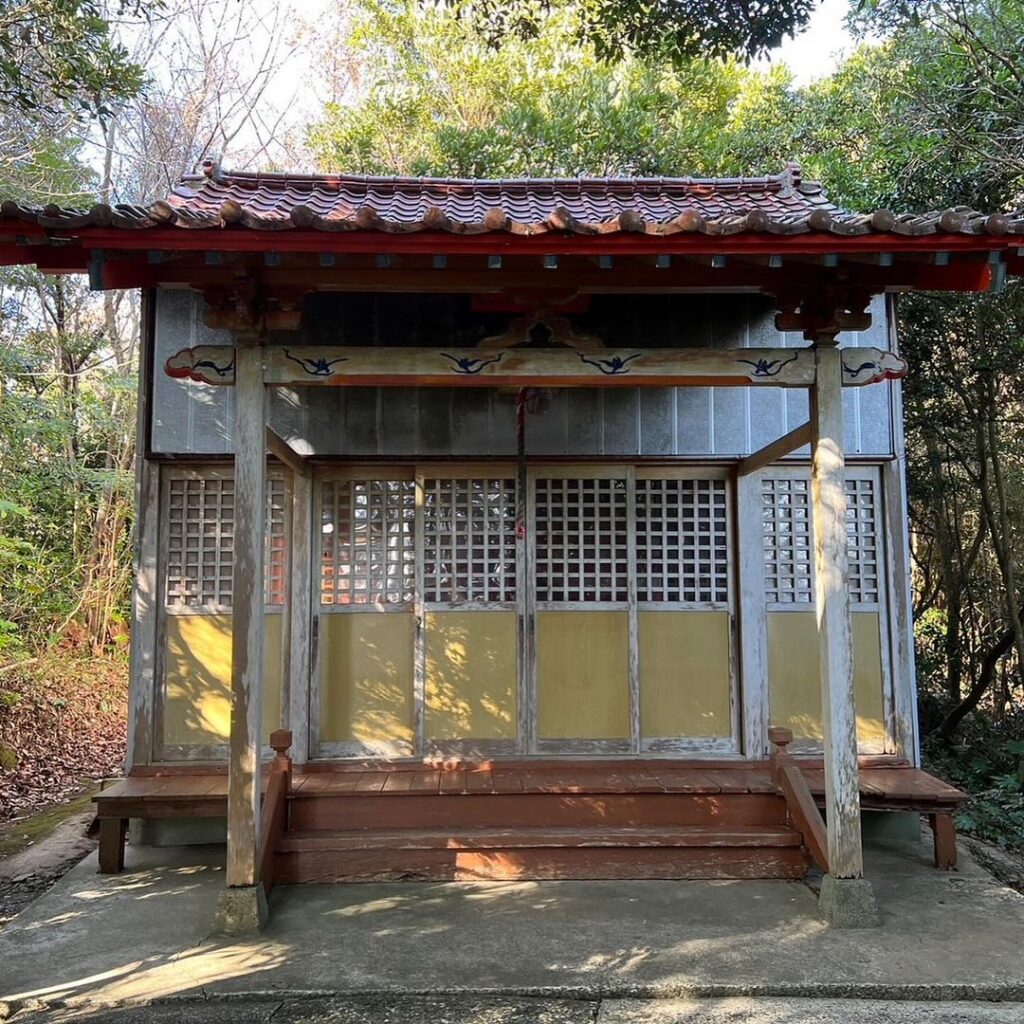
[930,812,957,870]
[98,817,127,874]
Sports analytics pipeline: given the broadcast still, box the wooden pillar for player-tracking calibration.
[225,339,267,889]
[810,339,864,879]
[126,289,158,770]
[736,468,770,759]
[287,465,313,765]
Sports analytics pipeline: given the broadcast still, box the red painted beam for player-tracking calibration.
[913,261,992,292]
[0,244,90,272]
[44,226,1024,258]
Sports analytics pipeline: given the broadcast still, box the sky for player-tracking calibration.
[765,0,854,85]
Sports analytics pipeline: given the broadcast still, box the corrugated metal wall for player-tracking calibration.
[151,289,894,458]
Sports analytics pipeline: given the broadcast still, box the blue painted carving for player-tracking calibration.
[737,352,799,377]
[194,356,235,378]
[843,359,879,377]
[579,352,642,375]
[441,351,504,374]
[284,349,349,376]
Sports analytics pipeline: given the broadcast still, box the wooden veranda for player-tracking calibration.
[95,738,966,889]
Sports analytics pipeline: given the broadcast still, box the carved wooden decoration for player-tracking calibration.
[164,345,907,388]
[476,314,605,353]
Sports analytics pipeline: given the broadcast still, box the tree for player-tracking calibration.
[851,1,1024,198]
[0,1,156,121]
[306,2,800,177]
[440,0,823,62]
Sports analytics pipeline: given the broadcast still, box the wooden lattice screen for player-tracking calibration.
[319,479,416,606]
[635,478,729,605]
[422,477,517,604]
[164,473,288,609]
[761,474,880,608]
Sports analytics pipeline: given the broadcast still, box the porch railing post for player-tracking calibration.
[810,337,880,927]
[216,336,268,934]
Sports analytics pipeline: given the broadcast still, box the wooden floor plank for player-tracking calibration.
[409,770,441,794]
[491,769,524,794]
[439,770,467,795]
[382,772,416,794]
[465,770,495,794]
[650,769,721,794]
[354,772,389,793]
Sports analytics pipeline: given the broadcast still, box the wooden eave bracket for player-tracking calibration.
[266,427,310,477]
[736,422,812,477]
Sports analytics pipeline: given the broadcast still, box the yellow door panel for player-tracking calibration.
[536,610,630,740]
[319,612,415,748]
[163,613,283,747]
[767,610,887,747]
[639,611,732,739]
[425,611,517,740]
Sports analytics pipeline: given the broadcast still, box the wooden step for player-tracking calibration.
[274,824,809,883]
[287,792,789,831]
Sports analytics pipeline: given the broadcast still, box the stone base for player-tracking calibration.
[818,874,880,928]
[215,885,268,935]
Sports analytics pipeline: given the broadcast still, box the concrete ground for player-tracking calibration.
[2,834,1024,1016]
[8,996,1024,1024]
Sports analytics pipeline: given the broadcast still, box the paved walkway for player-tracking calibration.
[9,996,1024,1023]
[2,835,1024,1014]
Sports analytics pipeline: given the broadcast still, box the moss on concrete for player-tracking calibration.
[0,788,96,859]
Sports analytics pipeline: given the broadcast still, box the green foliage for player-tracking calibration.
[307,3,801,177]
[926,728,1024,847]
[438,0,822,62]
[0,265,136,649]
[0,1,157,121]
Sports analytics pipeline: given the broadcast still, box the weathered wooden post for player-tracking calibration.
[215,335,268,934]
[810,337,879,927]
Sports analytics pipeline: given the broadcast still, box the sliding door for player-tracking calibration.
[421,471,519,755]
[532,471,633,753]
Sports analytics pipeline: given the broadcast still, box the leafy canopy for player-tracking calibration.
[0,1,156,120]
[307,2,800,178]
[440,0,822,62]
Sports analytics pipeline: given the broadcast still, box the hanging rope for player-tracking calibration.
[516,387,527,540]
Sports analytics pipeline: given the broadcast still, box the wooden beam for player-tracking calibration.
[71,225,1024,257]
[737,422,811,477]
[810,341,865,880]
[225,340,267,890]
[265,426,309,478]
[164,344,908,390]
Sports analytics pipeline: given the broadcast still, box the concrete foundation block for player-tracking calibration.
[130,816,227,848]
[215,885,268,935]
[862,810,921,850]
[818,874,881,928]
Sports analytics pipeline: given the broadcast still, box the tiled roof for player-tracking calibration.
[3,160,1023,237]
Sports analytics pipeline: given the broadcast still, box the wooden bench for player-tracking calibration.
[767,729,967,871]
[93,775,232,873]
[802,766,967,869]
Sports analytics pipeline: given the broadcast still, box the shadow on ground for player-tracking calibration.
[2,837,1024,1012]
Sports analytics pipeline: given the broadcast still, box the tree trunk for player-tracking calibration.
[936,616,1019,741]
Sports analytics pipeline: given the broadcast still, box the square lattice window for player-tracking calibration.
[534,477,628,603]
[423,478,517,603]
[319,479,415,606]
[165,474,286,609]
[762,475,880,606]
[635,478,729,604]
